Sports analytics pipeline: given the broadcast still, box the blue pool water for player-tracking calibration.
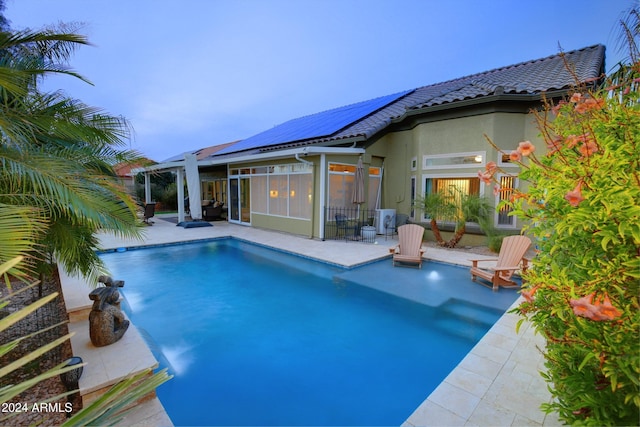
[99,239,518,426]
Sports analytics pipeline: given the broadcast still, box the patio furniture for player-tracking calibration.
[203,202,224,221]
[470,235,531,291]
[143,202,155,225]
[389,224,426,268]
[335,213,359,240]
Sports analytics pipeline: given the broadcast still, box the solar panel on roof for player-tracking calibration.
[216,89,412,155]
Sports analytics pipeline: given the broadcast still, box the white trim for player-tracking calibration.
[410,175,416,220]
[137,147,365,173]
[176,168,185,223]
[319,153,326,239]
[422,151,486,170]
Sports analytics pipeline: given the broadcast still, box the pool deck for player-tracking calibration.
[62,215,560,426]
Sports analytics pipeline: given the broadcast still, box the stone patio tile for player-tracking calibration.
[403,400,466,427]
[470,339,511,364]
[492,381,548,424]
[467,399,516,427]
[444,366,493,398]
[428,382,481,420]
[479,330,519,352]
[457,352,503,380]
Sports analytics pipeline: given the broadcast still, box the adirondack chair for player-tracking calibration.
[389,224,426,268]
[470,235,531,291]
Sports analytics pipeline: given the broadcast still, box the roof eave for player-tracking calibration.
[400,88,574,119]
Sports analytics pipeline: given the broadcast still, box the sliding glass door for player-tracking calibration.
[228,175,251,224]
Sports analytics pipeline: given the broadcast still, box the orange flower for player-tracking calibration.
[509,150,521,162]
[570,293,598,318]
[493,184,501,197]
[592,294,622,321]
[521,285,539,302]
[485,161,498,173]
[565,134,584,148]
[579,140,599,157]
[575,97,605,113]
[569,93,583,103]
[478,170,492,184]
[546,137,563,152]
[564,183,584,207]
[584,97,604,110]
[570,293,622,321]
[517,141,536,156]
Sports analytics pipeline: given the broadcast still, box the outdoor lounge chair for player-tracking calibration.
[470,235,531,291]
[143,202,156,225]
[203,202,224,221]
[389,224,425,268]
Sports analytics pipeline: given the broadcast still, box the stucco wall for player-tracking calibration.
[369,109,542,236]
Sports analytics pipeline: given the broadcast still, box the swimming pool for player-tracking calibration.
[100,239,518,426]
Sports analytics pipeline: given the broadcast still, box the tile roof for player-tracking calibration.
[114,159,155,177]
[214,44,605,157]
[163,140,239,162]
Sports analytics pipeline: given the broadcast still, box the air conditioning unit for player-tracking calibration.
[375,209,396,234]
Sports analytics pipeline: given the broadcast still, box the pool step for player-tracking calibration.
[431,301,503,341]
[440,300,503,325]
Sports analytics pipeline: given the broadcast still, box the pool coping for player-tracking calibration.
[63,216,560,426]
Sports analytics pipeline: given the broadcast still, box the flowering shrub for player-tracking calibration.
[481,74,640,424]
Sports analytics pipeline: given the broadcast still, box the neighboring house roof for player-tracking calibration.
[115,159,156,177]
[213,44,605,157]
[162,140,240,162]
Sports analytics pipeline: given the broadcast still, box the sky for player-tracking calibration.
[6,0,635,162]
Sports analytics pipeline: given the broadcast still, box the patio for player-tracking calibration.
[62,214,559,426]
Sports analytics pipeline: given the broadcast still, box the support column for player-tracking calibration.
[176,168,185,223]
[144,173,152,204]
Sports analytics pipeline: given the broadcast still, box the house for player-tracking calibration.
[114,158,156,195]
[140,44,605,243]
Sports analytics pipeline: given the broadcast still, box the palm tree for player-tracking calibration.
[0,23,171,424]
[415,190,495,248]
[0,27,144,282]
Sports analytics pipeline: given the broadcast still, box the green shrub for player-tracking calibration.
[487,234,504,253]
[160,182,178,210]
[482,71,640,424]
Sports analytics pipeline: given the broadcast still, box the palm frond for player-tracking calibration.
[61,368,172,427]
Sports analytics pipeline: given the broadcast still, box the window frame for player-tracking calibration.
[422,151,486,170]
[421,172,485,223]
[494,173,519,229]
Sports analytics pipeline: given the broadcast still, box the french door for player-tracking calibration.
[228,176,251,224]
